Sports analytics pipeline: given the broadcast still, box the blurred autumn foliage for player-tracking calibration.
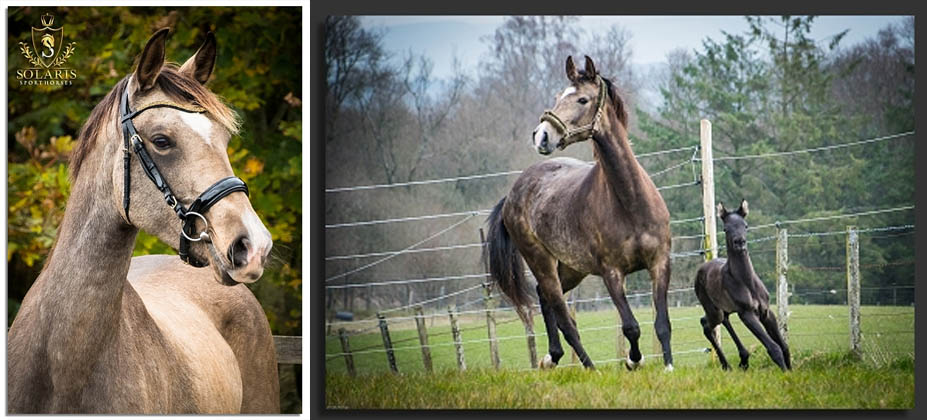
[7,7,302,409]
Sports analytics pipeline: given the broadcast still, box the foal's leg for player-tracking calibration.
[759,309,792,370]
[700,310,729,370]
[738,310,787,370]
[602,269,642,370]
[649,257,674,370]
[721,314,750,370]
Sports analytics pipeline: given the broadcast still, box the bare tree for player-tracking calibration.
[324,16,392,143]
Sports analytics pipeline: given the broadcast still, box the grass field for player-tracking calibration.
[324,305,914,409]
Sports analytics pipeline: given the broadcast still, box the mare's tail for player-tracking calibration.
[484,197,533,324]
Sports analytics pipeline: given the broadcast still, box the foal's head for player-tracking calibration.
[532,55,628,155]
[717,200,750,254]
[73,28,272,285]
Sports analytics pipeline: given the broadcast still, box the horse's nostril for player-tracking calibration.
[540,132,549,148]
[228,236,251,268]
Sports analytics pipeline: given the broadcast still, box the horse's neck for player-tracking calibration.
[726,250,757,282]
[25,151,139,396]
[590,119,648,212]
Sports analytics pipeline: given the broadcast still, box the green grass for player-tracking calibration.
[325,305,913,409]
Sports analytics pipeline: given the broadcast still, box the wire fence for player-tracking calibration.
[324,130,915,375]
[324,289,914,375]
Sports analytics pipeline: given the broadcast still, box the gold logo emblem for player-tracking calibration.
[17,13,78,86]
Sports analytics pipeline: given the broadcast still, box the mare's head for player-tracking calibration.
[72,28,272,285]
[532,55,628,155]
[717,200,750,253]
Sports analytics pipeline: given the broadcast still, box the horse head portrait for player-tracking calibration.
[532,55,627,155]
[73,28,272,285]
[8,27,280,414]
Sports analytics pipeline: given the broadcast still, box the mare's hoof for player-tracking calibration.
[539,354,557,369]
[664,364,674,372]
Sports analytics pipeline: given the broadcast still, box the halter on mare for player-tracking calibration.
[120,77,249,267]
[539,75,608,148]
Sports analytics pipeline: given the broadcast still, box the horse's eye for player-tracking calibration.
[578,97,589,105]
[151,136,173,150]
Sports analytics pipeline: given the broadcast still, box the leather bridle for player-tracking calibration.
[539,75,608,149]
[120,77,249,267]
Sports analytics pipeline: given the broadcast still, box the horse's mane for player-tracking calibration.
[70,65,239,180]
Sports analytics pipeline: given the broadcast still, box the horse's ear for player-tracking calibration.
[737,199,749,218]
[716,202,727,221]
[583,55,597,79]
[180,31,217,85]
[135,28,170,91]
[565,56,580,83]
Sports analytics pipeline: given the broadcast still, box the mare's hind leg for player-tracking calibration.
[537,284,564,369]
[649,257,674,370]
[602,269,642,370]
[721,314,750,370]
[523,253,594,369]
[538,263,586,368]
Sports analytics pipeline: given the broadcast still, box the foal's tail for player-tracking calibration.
[484,197,533,324]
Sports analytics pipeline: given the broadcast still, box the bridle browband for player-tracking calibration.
[539,75,608,149]
[120,77,249,267]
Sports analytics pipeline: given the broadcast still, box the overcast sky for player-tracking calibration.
[361,16,908,81]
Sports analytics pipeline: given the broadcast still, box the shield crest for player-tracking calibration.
[31,26,63,68]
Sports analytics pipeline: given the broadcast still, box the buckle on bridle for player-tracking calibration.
[165,194,178,208]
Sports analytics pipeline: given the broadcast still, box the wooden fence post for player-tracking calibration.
[700,119,718,262]
[414,306,433,373]
[524,307,538,369]
[847,226,861,358]
[616,311,626,363]
[365,284,372,313]
[377,313,398,373]
[448,308,467,371]
[569,294,578,364]
[485,292,501,370]
[776,227,790,346]
[480,228,501,370]
[338,328,356,377]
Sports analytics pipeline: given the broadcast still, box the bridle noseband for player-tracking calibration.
[539,75,608,148]
[120,79,249,267]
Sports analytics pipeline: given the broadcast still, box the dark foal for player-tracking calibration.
[694,200,791,371]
